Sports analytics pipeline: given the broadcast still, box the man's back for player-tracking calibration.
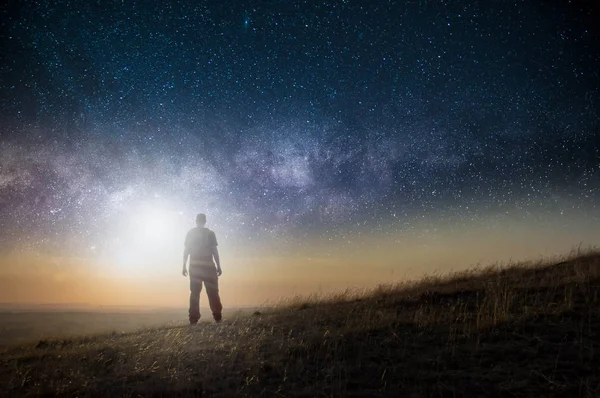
[185,227,217,264]
[183,214,223,324]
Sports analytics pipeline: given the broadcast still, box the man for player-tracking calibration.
[182,213,223,325]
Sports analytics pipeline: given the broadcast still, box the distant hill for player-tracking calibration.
[1,251,599,397]
[0,303,96,311]
[0,303,177,312]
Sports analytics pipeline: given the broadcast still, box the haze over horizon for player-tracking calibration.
[1,1,599,308]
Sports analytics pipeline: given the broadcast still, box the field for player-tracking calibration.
[1,251,599,397]
[0,310,187,347]
[0,308,261,348]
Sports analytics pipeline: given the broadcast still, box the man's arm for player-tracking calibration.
[211,231,222,276]
[182,247,189,276]
[182,232,190,277]
[213,246,222,276]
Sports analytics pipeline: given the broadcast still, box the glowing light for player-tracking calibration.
[106,201,188,275]
[137,206,173,242]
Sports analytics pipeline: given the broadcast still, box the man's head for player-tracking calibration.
[195,213,207,226]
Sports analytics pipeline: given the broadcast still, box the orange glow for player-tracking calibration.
[1,212,598,309]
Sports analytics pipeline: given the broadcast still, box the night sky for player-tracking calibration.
[1,1,599,305]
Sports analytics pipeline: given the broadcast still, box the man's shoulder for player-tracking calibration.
[187,227,216,235]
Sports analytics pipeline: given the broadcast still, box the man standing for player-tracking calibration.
[182,213,223,325]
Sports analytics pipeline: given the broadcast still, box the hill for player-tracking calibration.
[1,251,599,397]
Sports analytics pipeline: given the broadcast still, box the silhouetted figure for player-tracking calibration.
[182,213,223,325]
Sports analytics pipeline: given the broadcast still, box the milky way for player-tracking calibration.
[1,1,599,256]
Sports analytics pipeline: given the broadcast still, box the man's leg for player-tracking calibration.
[204,276,223,322]
[189,278,203,324]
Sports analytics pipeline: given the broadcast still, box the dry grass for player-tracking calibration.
[1,250,599,397]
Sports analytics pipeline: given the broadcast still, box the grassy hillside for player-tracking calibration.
[1,251,599,397]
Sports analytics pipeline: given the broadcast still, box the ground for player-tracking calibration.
[1,251,599,397]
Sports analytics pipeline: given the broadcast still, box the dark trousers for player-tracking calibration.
[189,270,222,323]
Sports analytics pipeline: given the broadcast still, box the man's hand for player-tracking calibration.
[216,267,222,277]
[182,267,188,277]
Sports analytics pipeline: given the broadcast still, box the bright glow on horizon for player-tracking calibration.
[0,210,599,307]
[139,207,171,241]
[105,202,188,276]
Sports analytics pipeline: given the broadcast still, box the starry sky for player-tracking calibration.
[1,1,599,307]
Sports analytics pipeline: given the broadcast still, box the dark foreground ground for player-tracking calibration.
[1,252,599,397]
